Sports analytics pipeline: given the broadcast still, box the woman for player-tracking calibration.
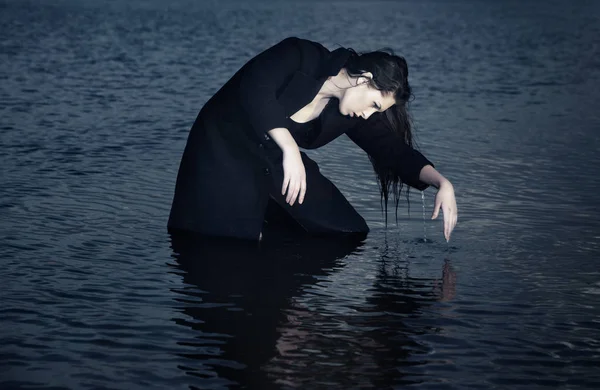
[168,37,457,242]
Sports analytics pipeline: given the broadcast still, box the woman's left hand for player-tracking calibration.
[431,180,458,242]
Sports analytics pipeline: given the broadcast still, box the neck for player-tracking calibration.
[318,68,353,100]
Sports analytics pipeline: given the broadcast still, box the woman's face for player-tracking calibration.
[338,73,396,119]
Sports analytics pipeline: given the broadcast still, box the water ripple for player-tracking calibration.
[2,0,600,388]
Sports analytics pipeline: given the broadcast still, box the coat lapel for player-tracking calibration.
[320,47,353,78]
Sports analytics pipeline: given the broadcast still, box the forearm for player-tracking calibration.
[267,128,300,154]
[419,164,451,189]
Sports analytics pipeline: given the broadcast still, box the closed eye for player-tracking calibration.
[373,102,382,111]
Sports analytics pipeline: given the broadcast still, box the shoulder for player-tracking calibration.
[270,36,331,59]
[243,37,331,77]
[277,36,330,51]
[274,36,332,75]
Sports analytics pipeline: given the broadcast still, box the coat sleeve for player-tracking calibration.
[346,113,435,191]
[238,37,302,138]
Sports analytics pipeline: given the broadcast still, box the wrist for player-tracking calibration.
[419,165,449,189]
[281,143,300,155]
[437,178,452,189]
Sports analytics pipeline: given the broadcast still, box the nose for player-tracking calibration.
[362,109,376,119]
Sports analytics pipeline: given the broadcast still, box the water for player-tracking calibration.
[2,0,600,388]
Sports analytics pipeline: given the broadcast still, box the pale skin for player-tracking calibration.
[266,68,458,242]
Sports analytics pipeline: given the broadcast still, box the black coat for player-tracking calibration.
[168,37,434,240]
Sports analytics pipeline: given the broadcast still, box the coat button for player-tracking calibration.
[258,143,264,148]
[264,168,270,175]
[264,133,270,141]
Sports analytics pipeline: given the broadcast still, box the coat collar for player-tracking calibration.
[320,47,353,78]
[278,47,352,117]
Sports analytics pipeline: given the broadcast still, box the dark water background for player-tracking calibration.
[2,0,600,388]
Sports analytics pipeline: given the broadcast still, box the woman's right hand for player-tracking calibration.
[281,148,306,206]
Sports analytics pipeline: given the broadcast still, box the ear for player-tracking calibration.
[358,71,373,85]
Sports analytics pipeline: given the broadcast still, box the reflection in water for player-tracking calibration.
[168,229,365,388]
[168,229,457,388]
[436,259,457,302]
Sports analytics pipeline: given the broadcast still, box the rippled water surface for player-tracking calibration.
[2,0,600,388]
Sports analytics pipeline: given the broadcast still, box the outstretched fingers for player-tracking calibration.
[298,178,306,204]
[290,177,306,206]
[444,211,451,242]
[287,181,297,204]
[431,199,441,220]
[443,206,458,242]
[282,175,290,197]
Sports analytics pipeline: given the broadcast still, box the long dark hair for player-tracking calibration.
[343,47,417,223]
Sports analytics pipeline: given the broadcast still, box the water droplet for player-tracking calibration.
[421,191,427,242]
